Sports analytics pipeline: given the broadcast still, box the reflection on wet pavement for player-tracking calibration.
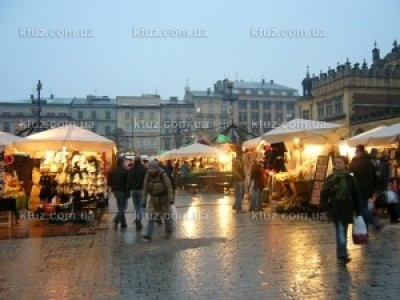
[1,191,400,298]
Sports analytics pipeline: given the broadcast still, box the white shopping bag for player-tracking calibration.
[170,203,178,218]
[352,216,368,244]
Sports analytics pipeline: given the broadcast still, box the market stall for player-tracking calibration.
[261,119,347,211]
[9,125,116,214]
[1,133,26,226]
[157,142,233,192]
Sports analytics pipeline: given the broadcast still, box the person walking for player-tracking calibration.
[321,156,362,265]
[232,148,246,213]
[142,160,174,241]
[350,144,383,231]
[127,156,147,231]
[249,160,265,212]
[179,161,191,190]
[108,157,129,229]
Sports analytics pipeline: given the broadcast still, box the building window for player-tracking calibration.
[250,100,259,110]
[302,110,310,120]
[221,106,228,115]
[232,88,240,94]
[139,111,144,119]
[334,97,343,115]
[238,100,247,109]
[164,138,170,150]
[325,100,333,117]
[263,112,271,122]
[251,112,260,122]
[269,90,275,95]
[105,111,111,120]
[257,90,264,96]
[275,101,283,110]
[263,101,271,110]
[221,121,228,129]
[317,103,324,119]
[3,122,10,132]
[149,139,155,148]
[286,102,295,111]
[251,126,259,135]
[150,112,155,120]
[239,112,247,122]
[245,89,252,95]
[105,126,111,135]
[78,111,83,120]
[275,112,283,124]
[281,91,287,96]
[92,111,97,120]
[125,111,130,120]
[286,112,294,121]
[124,123,130,132]
[92,125,97,133]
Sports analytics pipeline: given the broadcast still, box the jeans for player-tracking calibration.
[113,191,128,225]
[249,187,263,211]
[233,182,244,210]
[335,221,349,258]
[146,212,172,237]
[131,190,143,222]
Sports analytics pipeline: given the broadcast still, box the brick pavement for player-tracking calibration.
[1,191,400,299]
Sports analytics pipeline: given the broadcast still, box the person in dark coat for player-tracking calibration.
[249,160,265,212]
[108,157,129,229]
[350,144,382,230]
[321,156,362,265]
[232,149,246,213]
[127,156,147,230]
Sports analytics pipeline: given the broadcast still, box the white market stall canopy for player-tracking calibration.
[158,143,227,160]
[0,131,22,146]
[242,137,262,151]
[11,125,116,154]
[261,119,346,144]
[347,126,388,147]
[347,123,400,147]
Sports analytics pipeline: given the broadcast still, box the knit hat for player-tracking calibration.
[148,159,159,170]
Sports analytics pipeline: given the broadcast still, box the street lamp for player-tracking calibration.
[223,81,238,143]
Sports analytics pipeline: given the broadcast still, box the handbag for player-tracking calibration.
[352,216,368,244]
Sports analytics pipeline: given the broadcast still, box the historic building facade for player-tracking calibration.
[298,41,400,136]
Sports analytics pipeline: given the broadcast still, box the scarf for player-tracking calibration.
[324,169,351,201]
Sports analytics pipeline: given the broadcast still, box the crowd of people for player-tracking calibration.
[107,155,177,241]
[321,144,399,265]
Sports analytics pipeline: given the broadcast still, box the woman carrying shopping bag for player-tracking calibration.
[320,156,363,265]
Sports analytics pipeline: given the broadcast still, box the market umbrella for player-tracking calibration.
[12,125,116,154]
[346,126,388,147]
[347,123,400,147]
[261,119,346,144]
[242,136,261,151]
[160,143,227,160]
[0,131,23,146]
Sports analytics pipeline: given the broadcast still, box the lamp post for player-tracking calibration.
[224,81,238,143]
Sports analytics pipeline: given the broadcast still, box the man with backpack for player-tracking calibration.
[127,156,147,230]
[142,159,175,241]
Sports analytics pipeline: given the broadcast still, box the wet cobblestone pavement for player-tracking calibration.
[1,191,400,299]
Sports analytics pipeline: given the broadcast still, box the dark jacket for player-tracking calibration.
[320,172,362,224]
[108,165,128,192]
[232,157,245,182]
[127,163,147,191]
[251,164,264,189]
[350,154,376,199]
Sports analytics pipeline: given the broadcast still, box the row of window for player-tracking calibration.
[2,112,68,117]
[317,96,344,119]
[238,100,295,110]
[238,112,294,122]
[1,122,113,135]
[233,89,296,97]
[77,111,112,120]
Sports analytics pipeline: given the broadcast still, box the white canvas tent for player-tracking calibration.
[347,123,400,147]
[0,131,22,147]
[242,137,262,152]
[158,143,226,160]
[346,126,387,147]
[261,119,346,144]
[11,125,116,155]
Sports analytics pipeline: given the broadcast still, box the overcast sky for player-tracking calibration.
[0,0,399,101]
